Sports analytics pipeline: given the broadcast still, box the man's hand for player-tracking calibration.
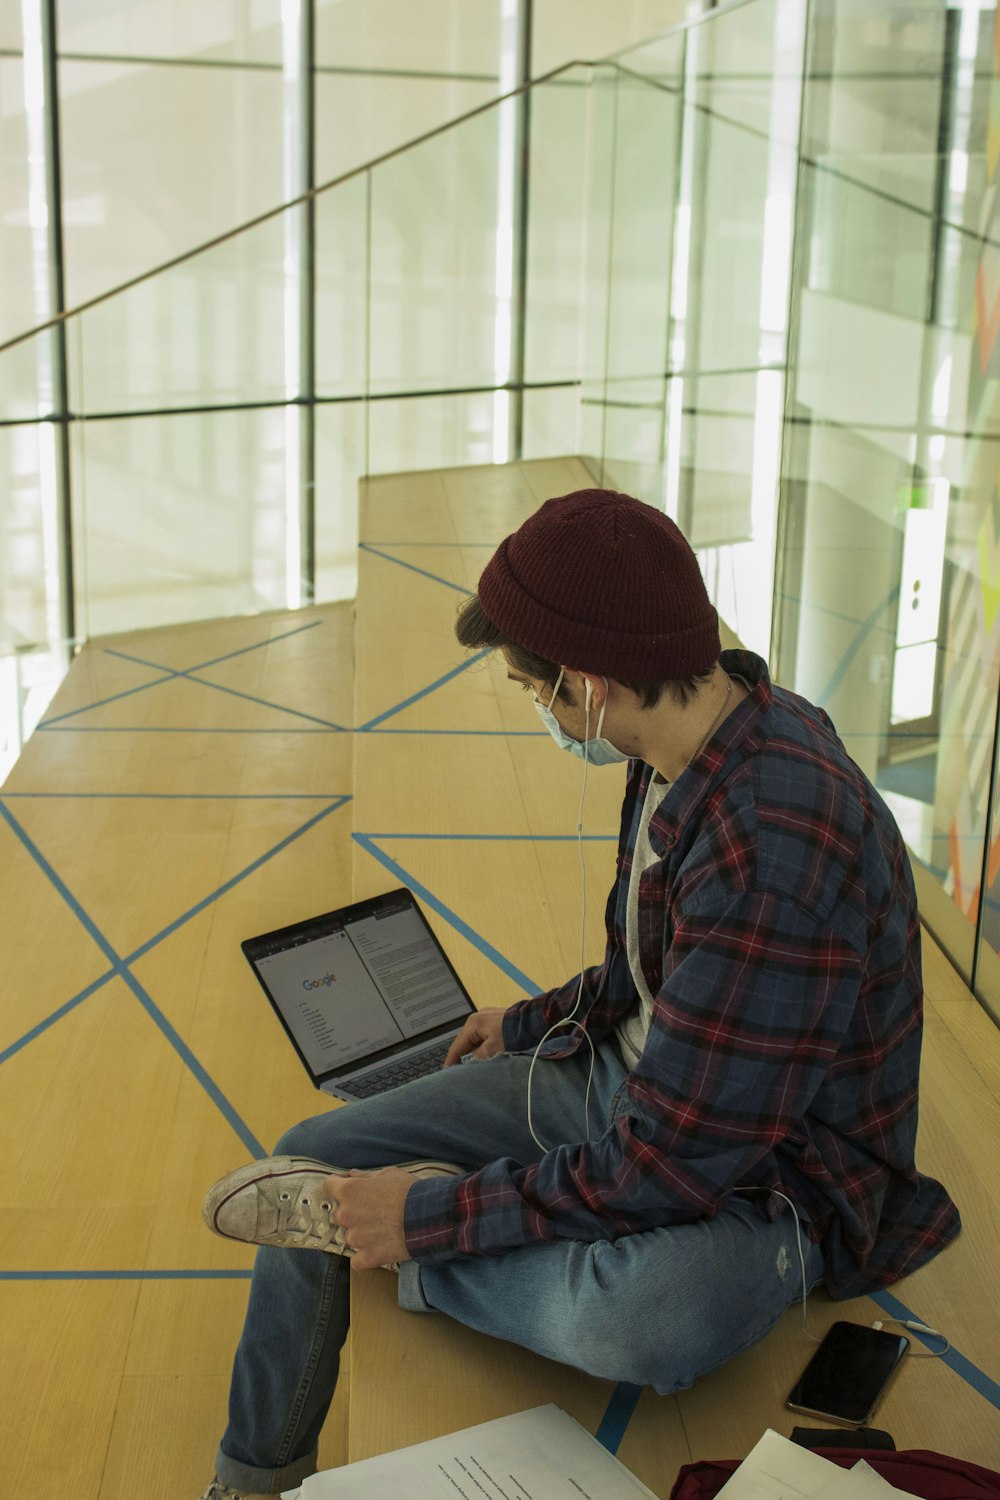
[326,1167,415,1271]
[444,1007,507,1066]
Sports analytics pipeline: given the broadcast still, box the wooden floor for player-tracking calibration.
[0,457,998,1498]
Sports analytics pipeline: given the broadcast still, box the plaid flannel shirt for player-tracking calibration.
[404,651,960,1297]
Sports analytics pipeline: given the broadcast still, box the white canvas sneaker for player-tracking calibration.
[202,1156,463,1255]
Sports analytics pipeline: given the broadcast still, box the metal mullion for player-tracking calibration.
[300,0,316,603]
[509,0,532,460]
[40,0,75,650]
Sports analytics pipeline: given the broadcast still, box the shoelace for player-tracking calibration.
[274,1181,349,1252]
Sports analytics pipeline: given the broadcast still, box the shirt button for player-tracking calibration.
[665,833,676,846]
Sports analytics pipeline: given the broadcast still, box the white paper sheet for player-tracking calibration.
[813,1459,919,1500]
[714,1430,850,1500]
[714,1432,918,1500]
[280,1404,657,1500]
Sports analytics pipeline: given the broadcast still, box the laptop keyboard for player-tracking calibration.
[346,1039,452,1097]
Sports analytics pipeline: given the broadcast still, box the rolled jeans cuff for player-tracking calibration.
[397,1258,434,1313]
[214,1442,318,1496]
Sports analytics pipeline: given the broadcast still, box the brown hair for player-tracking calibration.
[455,595,715,708]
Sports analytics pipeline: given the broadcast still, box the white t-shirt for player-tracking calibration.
[615,770,669,1067]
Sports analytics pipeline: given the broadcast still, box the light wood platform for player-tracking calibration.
[0,457,997,1500]
[348,460,1000,1485]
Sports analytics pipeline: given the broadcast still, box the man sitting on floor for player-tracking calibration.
[198,488,959,1500]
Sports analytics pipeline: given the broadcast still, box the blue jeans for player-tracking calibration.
[216,1040,825,1494]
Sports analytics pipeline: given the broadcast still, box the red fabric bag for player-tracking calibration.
[667,1451,1000,1500]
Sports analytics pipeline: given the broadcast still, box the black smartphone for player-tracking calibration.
[786,1321,909,1427]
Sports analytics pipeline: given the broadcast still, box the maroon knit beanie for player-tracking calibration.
[477,489,720,679]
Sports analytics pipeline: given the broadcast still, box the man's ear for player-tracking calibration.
[572,671,607,712]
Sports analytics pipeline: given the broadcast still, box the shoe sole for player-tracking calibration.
[202,1156,463,1250]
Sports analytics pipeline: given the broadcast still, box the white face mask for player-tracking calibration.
[532,669,629,766]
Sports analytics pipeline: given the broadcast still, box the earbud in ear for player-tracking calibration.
[585,679,593,709]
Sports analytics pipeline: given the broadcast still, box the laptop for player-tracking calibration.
[241,887,477,1103]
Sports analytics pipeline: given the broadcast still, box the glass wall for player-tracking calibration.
[773,0,999,1013]
[5,0,1000,1017]
[581,0,1000,1015]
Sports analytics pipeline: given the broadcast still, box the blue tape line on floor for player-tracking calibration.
[185,673,346,729]
[0,968,116,1068]
[594,1383,643,1454]
[0,797,350,1082]
[39,671,179,726]
[353,835,540,994]
[107,649,346,730]
[358,651,490,731]
[185,617,324,672]
[127,797,351,964]
[359,542,472,594]
[41,618,324,727]
[0,800,266,1159]
[870,1287,1000,1411]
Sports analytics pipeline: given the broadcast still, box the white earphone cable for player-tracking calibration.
[526,674,598,1151]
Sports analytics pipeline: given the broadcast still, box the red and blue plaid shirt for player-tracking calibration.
[404,651,960,1297]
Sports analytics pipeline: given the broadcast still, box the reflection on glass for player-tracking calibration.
[57,0,284,64]
[368,111,501,397]
[59,58,284,310]
[71,409,289,637]
[315,401,366,603]
[521,386,580,459]
[524,68,592,386]
[771,0,998,994]
[367,393,496,475]
[73,213,288,416]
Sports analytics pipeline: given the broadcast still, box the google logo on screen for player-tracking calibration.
[302,974,337,990]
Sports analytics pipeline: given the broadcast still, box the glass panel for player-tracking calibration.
[315,0,502,76]
[368,110,501,396]
[801,1,946,219]
[367,393,497,474]
[524,67,593,385]
[315,401,366,603]
[684,369,779,661]
[587,43,683,501]
[681,0,800,377]
[774,0,997,987]
[70,212,287,415]
[605,55,681,390]
[58,57,284,309]
[71,408,289,637]
[596,379,667,506]
[0,52,40,347]
[315,73,499,185]
[665,0,802,659]
[314,173,370,400]
[0,418,70,777]
[577,64,619,469]
[0,327,60,424]
[532,1,685,78]
[57,0,283,66]
[0,421,52,650]
[521,386,580,460]
[806,165,934,323]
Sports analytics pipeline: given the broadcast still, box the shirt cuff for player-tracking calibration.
[403,1171,467,1264]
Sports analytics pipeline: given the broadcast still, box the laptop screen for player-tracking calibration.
[242,889,474,1081]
